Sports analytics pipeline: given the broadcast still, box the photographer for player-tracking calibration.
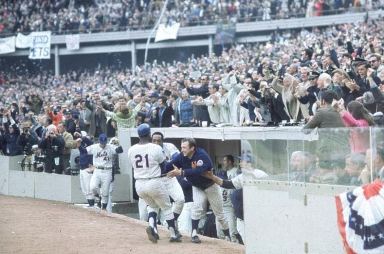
[17,122,38,170]
[38,127,65,174]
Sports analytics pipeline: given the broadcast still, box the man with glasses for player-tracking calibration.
[368,54,384,78]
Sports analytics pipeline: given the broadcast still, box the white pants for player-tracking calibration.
[163,177,185,215]
[178,202,193,234]
[138,197,149,221]
[138,177,185,222]
[135,178,173,221]
[216,206,238,241]
[237,218,245,244]
[192,184,229,231]
[90,169,112,204]
[107,182,114,213]
[79,169,94,200]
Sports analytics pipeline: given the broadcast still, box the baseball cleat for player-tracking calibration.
[191,235,201,244]
[169,236,182,243]
[146,227,158,243]
[175,229,182,239]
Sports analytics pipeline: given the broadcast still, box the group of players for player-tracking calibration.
[78,123,267,244]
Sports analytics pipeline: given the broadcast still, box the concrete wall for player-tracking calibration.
[0,155,131,203]
[244,181,353,254]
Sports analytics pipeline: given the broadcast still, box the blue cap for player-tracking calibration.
[137,123,151,137]
[99,133,108,144]
[238,153,254,163]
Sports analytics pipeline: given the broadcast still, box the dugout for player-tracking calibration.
[2,126,383,253]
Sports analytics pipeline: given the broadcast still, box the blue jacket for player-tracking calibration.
[78,137,93,169]
[166,148,214,190]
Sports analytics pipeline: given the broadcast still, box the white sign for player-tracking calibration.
[29,31,51,59]
[0,36,15,54]
[15,33,32,48]
[155,22,180,42]
[65,34,80,50]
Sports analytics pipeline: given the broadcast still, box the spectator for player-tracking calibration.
[38,126,65,174]
[57,122,77,175]
[151,96,174,127]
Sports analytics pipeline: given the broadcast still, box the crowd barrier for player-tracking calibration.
[0,154,130,203]
[237,127,383,253]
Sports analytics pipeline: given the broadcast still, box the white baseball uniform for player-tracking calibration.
[216,167,239,241]
[139,142,185,223]
[230,168,268,244]
[87,144,118,204]
[128,143,174,221]
[80,169,94,200]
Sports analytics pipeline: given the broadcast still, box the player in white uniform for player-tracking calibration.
[128,124,181,243]
[202,153,268,244]
[216,155,240,242]
[87,133,123,210]
[151,132,185,235]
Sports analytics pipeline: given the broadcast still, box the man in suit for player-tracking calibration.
[303,90,344,129]
[303,90,348,172]
[151,96,174,127]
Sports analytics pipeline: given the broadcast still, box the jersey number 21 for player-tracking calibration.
[135,154,149,168]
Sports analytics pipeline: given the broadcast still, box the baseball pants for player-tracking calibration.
[191,184,229,231]
[90,169,112,204]
[163,177,185,214]
[237,218,245,244]
[216,206,238,241]
[138,177,184,221]
[107,182,114,213]
[135,178,174,221]
[178,202,193,234]
[79,169,94,200]
[138,197,149,221]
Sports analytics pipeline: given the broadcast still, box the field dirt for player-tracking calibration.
[0,195,245,254]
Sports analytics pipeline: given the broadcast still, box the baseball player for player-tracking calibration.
[166,138,231,243]
[201,153,268,244]
[216,155,240,243]
[128,124,181,243]
[75,132,94,207]
[151,132,185,232]
[87,133,123,210]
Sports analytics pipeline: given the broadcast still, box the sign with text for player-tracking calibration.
[29,31,51,59]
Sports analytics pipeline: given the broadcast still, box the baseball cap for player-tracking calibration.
[149,92,159,98]
[238,153,255,163]
[137,123,151,137]
[99,133,108,144]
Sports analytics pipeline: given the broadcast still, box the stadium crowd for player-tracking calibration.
[2,8,384,247]
[0,14,383,190]
[0,0,382,35]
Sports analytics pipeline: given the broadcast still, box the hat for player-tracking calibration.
[99,133,108,144]
[149,92,159,98]
[63,109,71,115]
[308,71,320,80]
[137,123,151,137]
[238,153,255,163]
[352,57,368,66]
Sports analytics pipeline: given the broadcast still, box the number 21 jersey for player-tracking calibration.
[127,143,166,179]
